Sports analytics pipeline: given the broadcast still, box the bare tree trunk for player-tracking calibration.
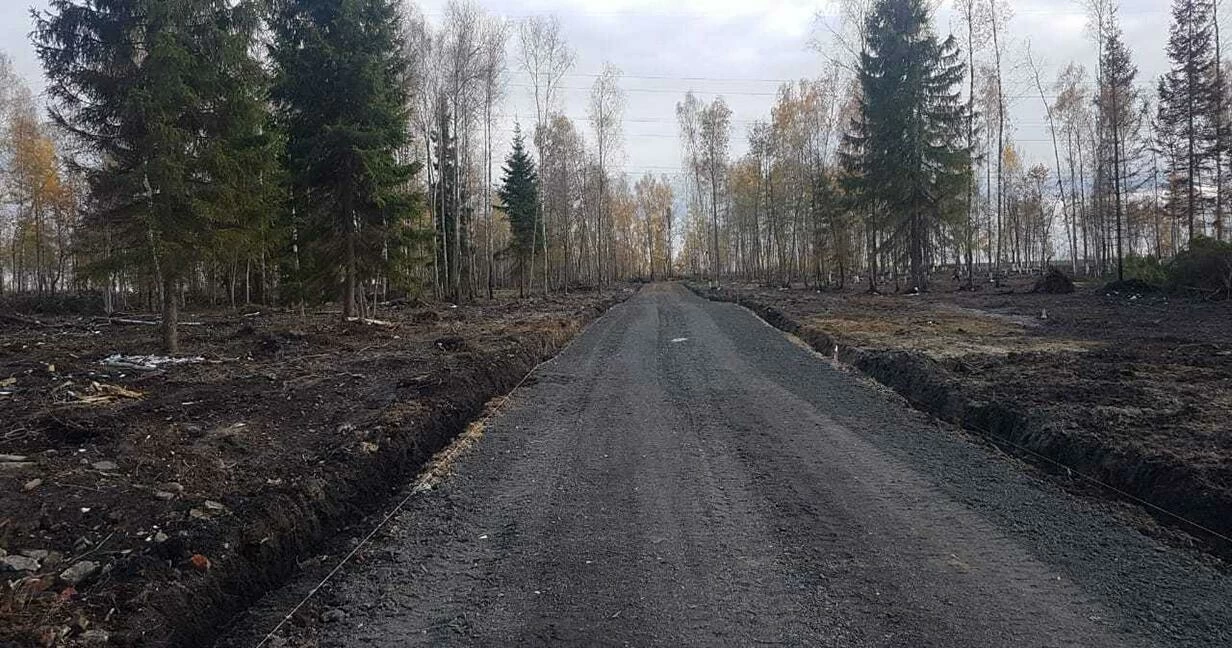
[542,203,550,294]
[563,168,572,293]
[965,5,977,286]
[1066,127,1080,274]
[1151,138,1164,257]
[1217,0,1226,241]
[1188,11,1200,243]
[161,274,179,354]
[425,137,440,300]
[529,201,538,297]
[711,161,721,287]
[991,1,1006,272]
[484,101,494,299]
[866,218,879,293]
[1111,96,1125,282]
[591,138,601,288]
[1076,130,1090,273]
[646,210,655,281]
[1028,48,1070,271]
[463,123,476,301]
[344,211,357,319]
[666,207,674,278]
[451,106,463,303]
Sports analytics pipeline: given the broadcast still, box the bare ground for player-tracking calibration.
[0,289,631,647]
[217,284,1232,648]
[692,278,1232,555]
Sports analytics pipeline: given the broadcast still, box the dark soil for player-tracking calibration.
[218,284,1232,648]
[0,289,631,647]
[1104,278,1159,295]
[692,278,1232,556]
[1033,268,1075,294]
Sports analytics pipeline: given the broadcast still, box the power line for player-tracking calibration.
[507,82,781,97]
[423,6,1168,19]
[508,71,1161,89]
[508,71,797,84]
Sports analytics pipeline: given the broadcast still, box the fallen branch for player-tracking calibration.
[345,317,396,328]
[101,354,206,371]
[66,382,145,405]
[106,317,206,327]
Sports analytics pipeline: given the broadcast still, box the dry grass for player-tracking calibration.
[807,312,1093,359]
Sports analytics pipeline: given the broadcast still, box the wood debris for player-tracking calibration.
[69,382,145,405]
[345,317,396,328]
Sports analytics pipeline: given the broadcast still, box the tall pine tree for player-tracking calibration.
[269,0,421,319]
[1158,0,1219,243]
[1099,24,1139,280]
[498,127,539,298]
[34,0,275,352]
[843,0,970,291]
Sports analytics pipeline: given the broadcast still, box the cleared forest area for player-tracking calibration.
[2,0,1231,644]
[696,280,1232,556]
[0,290,628,646]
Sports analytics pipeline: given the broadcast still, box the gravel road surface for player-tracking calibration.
[223,283,1231,647]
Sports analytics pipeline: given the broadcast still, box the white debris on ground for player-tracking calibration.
[100,354,206,371]
[345,317,395,328]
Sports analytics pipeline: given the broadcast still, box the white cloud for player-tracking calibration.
[0,0,1179,178]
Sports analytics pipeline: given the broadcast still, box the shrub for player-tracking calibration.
[1122,255,1169,287]
[0,293,106,316]
[1170,236,1232,299]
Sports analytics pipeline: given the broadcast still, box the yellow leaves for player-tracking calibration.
[728,158,762,194]
[7,110,71,222]
[1001,142,1022,174]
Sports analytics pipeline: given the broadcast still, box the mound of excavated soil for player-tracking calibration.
[1033,268,1075,294]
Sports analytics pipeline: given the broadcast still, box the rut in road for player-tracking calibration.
[223,283,1232,648]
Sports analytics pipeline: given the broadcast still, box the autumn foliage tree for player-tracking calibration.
[11,0,1231,335]
[633,173,673,280]
[5,101,75,296]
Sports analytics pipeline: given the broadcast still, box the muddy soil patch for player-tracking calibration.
[690,282,1232,557]
[0,289,632,647]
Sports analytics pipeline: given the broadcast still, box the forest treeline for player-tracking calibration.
[1,0,1230,351]
[675,0,1232,294]
[2,0,676,354]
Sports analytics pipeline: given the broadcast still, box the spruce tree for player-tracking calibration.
[843,0,970,291]
[34,0,274,352]
[1158,0,1218,243]
[269,0,420,319]
[497,127,539,297]
[1099,25,1140,280]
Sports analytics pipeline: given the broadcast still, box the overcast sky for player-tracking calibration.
[3,0,1171,180]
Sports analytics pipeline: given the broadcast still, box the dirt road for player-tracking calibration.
[224,284,1231,647]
